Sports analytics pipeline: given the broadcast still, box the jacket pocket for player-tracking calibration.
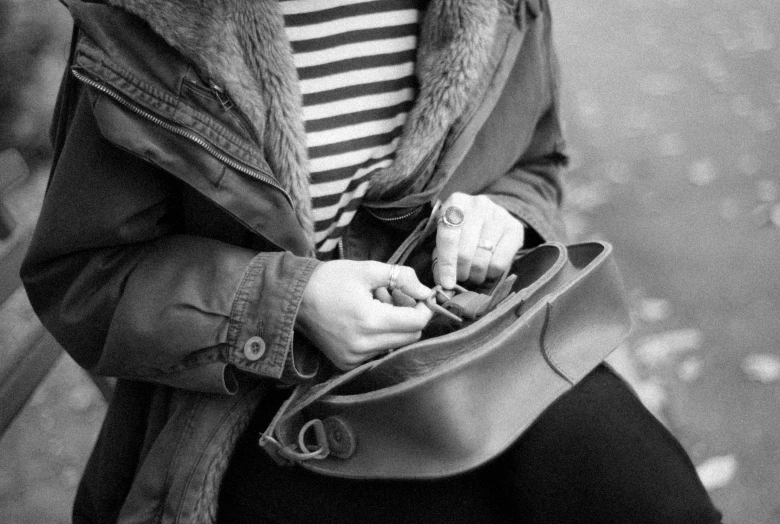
[180,76,257,142]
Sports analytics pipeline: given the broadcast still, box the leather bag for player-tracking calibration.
[259,239,631,479]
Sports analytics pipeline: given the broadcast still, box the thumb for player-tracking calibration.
[367,262,432,301]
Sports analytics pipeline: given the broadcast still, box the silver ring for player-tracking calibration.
[387,264,401,291]
[439,206,465,228]
[477,241,495,253]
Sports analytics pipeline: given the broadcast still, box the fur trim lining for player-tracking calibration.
[107,0,500,235]
[366,0,499,198]
[108,0,313,242]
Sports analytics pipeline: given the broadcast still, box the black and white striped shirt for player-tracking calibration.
[280,0,421,257]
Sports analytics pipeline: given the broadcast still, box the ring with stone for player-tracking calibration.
[439,206,465,228]
[387,264,401,291]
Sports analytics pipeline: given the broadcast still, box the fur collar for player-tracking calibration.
[107,0,500,242]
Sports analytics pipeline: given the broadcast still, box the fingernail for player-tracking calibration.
[442,275,455,289]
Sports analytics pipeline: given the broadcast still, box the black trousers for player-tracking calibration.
[218,365,722,524]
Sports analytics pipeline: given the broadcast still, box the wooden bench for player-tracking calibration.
[0,149,112,437]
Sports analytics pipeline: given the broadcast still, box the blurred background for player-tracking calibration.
[0,0,778,522]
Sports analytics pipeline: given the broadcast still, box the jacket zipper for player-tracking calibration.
[364,136,444,223]
[366,205,424,222]
[71,68,293,206]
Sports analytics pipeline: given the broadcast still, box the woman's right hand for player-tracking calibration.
[296,261,433,370]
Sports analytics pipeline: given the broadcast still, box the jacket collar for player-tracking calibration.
[107,0,500,241]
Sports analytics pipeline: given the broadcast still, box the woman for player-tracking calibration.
[22,0,722,522]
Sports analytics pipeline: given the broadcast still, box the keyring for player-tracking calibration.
[439,206,465,228]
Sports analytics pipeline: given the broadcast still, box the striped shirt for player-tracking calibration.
[279,0,421,257]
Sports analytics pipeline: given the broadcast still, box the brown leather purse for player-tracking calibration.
[259,240,631,479]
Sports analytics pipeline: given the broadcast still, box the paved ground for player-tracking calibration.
[1,0,779,522]
[553,0,780,522]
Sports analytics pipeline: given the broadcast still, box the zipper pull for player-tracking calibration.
[209,81,234,111]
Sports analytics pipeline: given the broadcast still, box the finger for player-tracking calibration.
[469,236,499,284]
[393,265,433,300]
[436,225,461,289]
[487,221,524,280]
[455,208,484,283]
[364,262,431,300]
[469,207,507,284]
[391,288,418,307]
[370,299,433,333]
[374,286,393,304]
[435,194,469,289]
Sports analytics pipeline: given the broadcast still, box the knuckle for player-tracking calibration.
[507,216,523,232]
[448,191,466,202]
[350,337,372,355]
[399,266,416,280]
[361,312,381,332]
[475,194,492,207]
[446,192,471,210]
[367,261,386,274]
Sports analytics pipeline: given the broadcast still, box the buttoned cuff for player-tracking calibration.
[226,251,320,381]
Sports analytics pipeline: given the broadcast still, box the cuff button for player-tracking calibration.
[243,336,266,361]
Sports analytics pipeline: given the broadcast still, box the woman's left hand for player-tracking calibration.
[434,192,525,289]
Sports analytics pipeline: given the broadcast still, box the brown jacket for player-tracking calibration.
[21,0,567,521]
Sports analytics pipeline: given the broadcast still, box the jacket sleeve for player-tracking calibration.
[483,99,567,245]
[21,87,319,395]
[482,0,567,245]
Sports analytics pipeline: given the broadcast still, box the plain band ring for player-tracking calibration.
[387,264,401,291]
[439,206,465,228]
[477,241,496,253]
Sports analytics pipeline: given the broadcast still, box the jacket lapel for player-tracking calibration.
[108,0,313,241]
[108,0,501,236]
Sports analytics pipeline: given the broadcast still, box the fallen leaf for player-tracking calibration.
[689,159,717,186]
[756,179,779,202]
[737,153,760,176]
[741,353,780,383]
[634,328,704,367]
[678,357,704,382]
[770,203,780,228]
[696,455,738,491]
[638,297,672,323]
